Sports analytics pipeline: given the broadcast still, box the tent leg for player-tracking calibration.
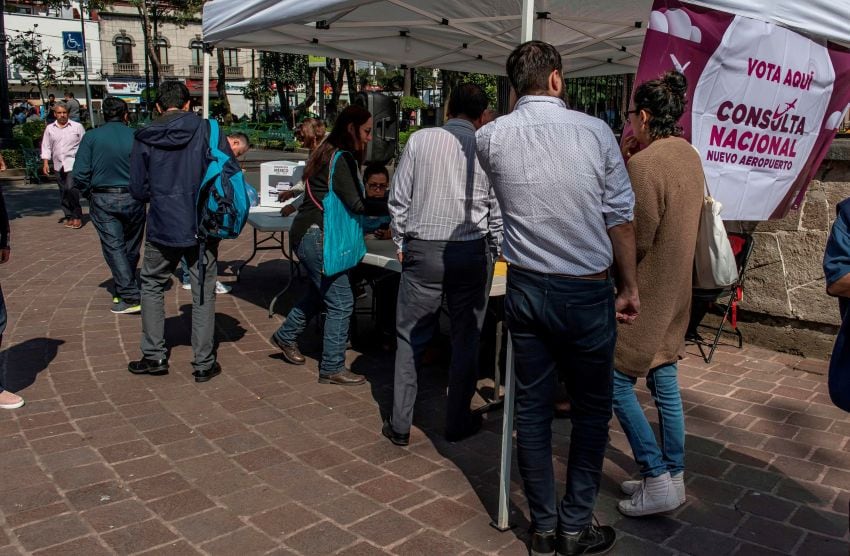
[491,332,516,532]
[203,48,211,118]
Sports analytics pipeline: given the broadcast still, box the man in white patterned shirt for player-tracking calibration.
[476,41,639,556]
[383,82,502,446]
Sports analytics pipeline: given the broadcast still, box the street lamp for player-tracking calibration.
[78,0,95,125]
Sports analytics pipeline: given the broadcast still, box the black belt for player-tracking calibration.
[91,187,129,194]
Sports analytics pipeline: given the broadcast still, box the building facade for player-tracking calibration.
[5,3,102,104]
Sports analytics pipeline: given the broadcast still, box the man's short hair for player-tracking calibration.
[48,94,55,100]
[447,82,489,120]
[156,81,191,110]
[65,91,74,98]
[102,96,128,122]
[227,132,251,149]
[53,101,68,112]
[506,40,563,97]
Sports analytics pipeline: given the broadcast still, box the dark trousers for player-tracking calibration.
[506,266,616,532]
[140,240,218,371]
[391,238,490,435]
[57,169,82,219]
[0,283,5,392]
[89,191,146,304]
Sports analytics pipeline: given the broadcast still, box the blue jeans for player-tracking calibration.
[506,266,616,533]
[89,191,146,304]
[275,227,352,376]
[613,363,685,478]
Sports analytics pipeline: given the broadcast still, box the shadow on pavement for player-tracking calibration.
[1,337,65,392]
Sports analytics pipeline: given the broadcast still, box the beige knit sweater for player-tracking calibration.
[615,137,704,378]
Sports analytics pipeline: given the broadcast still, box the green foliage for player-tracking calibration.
[461,73,497,106]
[0,150,24,170]
[400,96,427,111]
[12,121,46,148]
[261,53,310,87]
[7,30,79,102]
[242,78,274,105]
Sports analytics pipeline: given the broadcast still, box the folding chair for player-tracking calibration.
[690,233,755,363]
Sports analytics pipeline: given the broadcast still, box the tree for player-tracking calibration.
[260,52,313,127]
[7,29,79,104]
[241,78,274,119]
[215,47,232,123]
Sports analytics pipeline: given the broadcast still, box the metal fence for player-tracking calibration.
[564,74,634,133]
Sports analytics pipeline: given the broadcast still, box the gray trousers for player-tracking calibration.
[140,240,218,371]
[391,238,491,435]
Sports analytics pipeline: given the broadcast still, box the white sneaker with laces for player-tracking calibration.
[215,281,231,295]
[622,472,685,504]
[618,472,683,516]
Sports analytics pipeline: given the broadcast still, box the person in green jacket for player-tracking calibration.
[74,97,146,314]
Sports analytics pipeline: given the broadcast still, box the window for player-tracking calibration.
[190,39,204,66]
[223,49,238,67]
[114,34,133,64]
[154,37,169,64]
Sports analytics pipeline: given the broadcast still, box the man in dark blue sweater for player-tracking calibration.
[128,81,232,383]
[74,96,144,314]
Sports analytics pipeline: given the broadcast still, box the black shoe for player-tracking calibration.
[318,369,366,385]
[128,358,169,375]
[557,524,616,556]
[530,530,556,556]
[445,413,483,442]
[270,334,306,365]
[193,362,221,383]
[382,419,410,446]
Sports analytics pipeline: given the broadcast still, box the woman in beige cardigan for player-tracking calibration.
[614,71,704,517]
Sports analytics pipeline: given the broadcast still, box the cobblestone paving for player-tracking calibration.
[0,180,847,555]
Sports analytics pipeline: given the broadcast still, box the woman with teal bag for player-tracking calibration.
[271,105,382,385]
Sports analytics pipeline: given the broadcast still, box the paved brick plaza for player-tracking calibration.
[0,178,848,555]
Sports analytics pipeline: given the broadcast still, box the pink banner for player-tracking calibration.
[626,0,850,220]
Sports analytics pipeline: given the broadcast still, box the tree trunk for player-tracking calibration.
[403,67,416,97]
[345,59,358,102]
[137,4,161,86]
[216,48,232,124]
[440,70,461,120]
[321,61,345,124]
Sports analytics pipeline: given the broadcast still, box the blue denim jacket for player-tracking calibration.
[824,198,850,411]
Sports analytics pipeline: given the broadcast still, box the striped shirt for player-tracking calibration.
[41,120,85,172]
[389,118,502,253]
[476,95,634,275]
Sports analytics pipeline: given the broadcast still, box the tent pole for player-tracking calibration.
[203,47,211,119]
[520,0,534,42]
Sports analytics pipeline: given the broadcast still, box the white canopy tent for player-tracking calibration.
[201,0,850,531]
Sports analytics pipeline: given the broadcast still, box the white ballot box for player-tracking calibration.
[259,161,305,208]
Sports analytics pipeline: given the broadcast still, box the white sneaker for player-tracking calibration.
[0,390,25,409]
[618,472,683,517]
[621,472,685,503]
[215,281,231,295]
[181,282,192,290]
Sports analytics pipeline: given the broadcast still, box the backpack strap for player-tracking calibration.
[327,150,344,194]
[208,119,219,150]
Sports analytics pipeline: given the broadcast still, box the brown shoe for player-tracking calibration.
[318,369,366,385]
[270,334,305,365]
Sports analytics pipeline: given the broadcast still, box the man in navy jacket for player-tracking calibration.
[128,81,232,383]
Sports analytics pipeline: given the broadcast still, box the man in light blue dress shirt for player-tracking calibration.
[476,41,639,556]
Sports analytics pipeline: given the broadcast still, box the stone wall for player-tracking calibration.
[725,139,850,357]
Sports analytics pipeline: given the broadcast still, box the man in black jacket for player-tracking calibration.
[128,81,232,383]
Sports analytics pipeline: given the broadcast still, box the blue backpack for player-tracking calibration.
[194,119,253,302]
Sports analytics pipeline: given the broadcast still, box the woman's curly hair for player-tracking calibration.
[633,71,688,140]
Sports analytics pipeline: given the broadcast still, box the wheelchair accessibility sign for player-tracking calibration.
[63,32,84,52]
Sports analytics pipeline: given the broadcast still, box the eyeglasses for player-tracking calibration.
[623,109,640,119]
